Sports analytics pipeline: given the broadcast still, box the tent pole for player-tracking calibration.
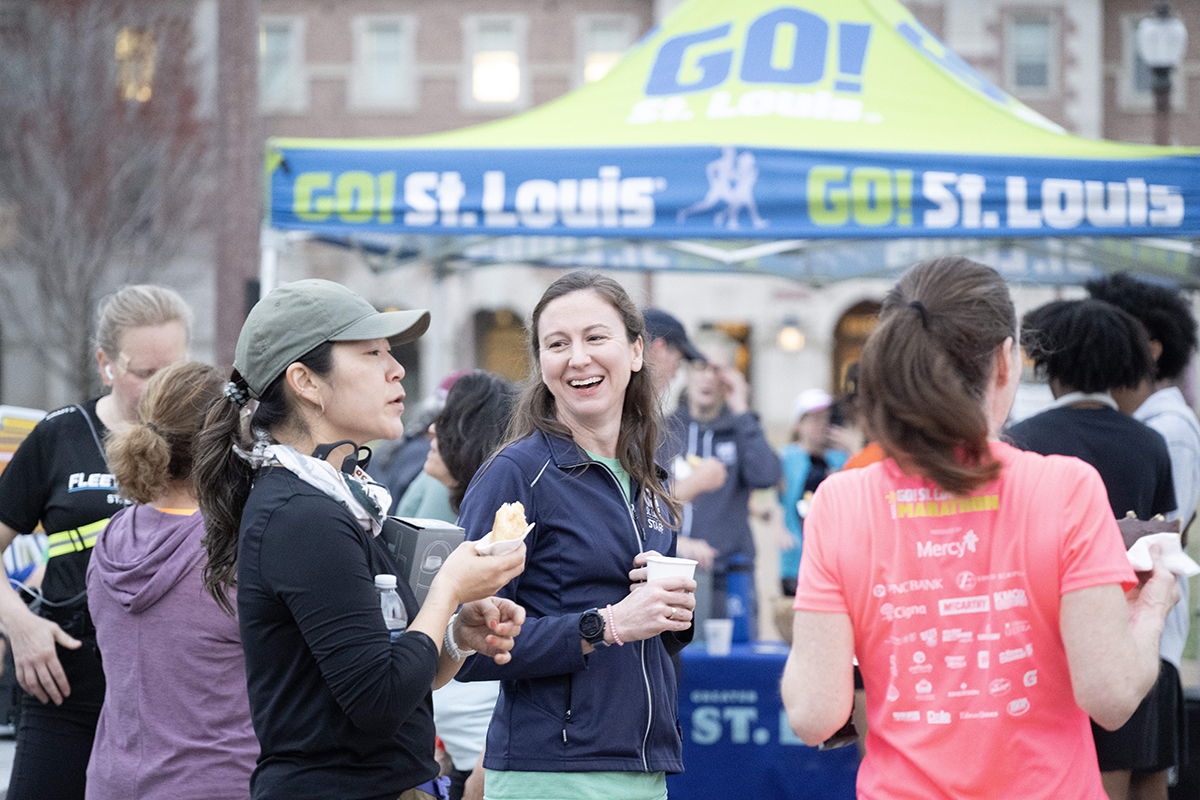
[426,257,449,400]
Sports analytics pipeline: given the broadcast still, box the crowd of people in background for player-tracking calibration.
[0,262,1193,800]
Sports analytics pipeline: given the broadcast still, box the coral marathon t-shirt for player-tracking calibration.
[794,441,1134,800]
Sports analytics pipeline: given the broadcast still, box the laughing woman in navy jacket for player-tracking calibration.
[457,271,695,800]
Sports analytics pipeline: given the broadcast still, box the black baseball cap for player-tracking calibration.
[643,308,704,362]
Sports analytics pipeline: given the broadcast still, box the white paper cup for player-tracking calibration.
[645,555,698,582]
[705,618,734,656]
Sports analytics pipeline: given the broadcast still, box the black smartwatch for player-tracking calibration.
[579,608,607,648]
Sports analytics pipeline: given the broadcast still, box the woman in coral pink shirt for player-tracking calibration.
[780,257,1179,800]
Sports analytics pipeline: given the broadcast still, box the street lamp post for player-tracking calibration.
[1137,2,1188,146]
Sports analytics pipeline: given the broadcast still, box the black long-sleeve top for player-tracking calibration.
[237,467,439,800]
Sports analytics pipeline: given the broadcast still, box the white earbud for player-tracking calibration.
[105,365,114,380]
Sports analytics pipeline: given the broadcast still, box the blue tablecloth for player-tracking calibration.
[667,642,858,800]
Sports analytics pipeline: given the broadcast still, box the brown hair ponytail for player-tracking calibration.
[106,361,222,505]
[859,257,1016,495]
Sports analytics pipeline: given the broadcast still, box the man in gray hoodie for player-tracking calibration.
[661,333,781,634]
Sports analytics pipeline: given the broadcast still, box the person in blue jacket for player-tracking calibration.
[456,271,696,800]
[778,389,849,597]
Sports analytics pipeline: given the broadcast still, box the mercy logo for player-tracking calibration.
[893,710,920,722]
[938,595,990,616]
[993,589,1027,610]
[917,530,978,558]
[881,603,926,621]
[927,710,951,724]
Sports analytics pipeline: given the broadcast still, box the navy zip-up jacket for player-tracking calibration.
[456,430,692,774]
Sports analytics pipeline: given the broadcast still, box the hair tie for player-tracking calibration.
[223,381,249,408]
[910,300,929,328]
[145,422,163,437]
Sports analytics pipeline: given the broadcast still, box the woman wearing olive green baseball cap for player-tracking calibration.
[193,279,526,800]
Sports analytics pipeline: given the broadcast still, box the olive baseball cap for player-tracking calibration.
[234,279,430,398]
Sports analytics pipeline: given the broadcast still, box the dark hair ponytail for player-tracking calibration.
[859,257,1016,495]
[196,343,334,615]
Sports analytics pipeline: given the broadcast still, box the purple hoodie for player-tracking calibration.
[85,506,257,800]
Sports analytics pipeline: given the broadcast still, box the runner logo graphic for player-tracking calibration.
[917,530,979,558]
[676,147,768,231]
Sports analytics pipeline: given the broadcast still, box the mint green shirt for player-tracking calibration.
[484,768,666,800]
[584,450,631,503]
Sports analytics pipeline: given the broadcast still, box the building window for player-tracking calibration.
[575,15,637,87]
[461,14,528,111]
[258,16,306,113]
[1007,17,1054,94]
[350,15,417,110]
[116,26,156,102]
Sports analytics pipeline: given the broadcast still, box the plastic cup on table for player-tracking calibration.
[704,618,734,656]
[645,555,698,583]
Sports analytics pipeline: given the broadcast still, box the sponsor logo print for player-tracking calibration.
[948,682,980,698]
[1023,670,1037,688]
[887,684,900,702]
[960,710,999,720]
[939,595,990,616]
[927,710,951,724]
[890,655,898,677]
[945,655,966,669]
[989,678,1012,696]
[1004,620,1030,637]
[1007,698,1030,717]
[881,603,927,621]
[893,710,920,722]
[956,571,977,591]
[915,679,934,696]
[920,628,938,647]
[993,588,1028,610]
[999,644,1033,664]
[917,530,979,558]
[875,578,945,596]
[913,651,926,664]
[942,628,973,643]
[977,628,1000,641]
[977,651,990,669]
[887,633,918,645]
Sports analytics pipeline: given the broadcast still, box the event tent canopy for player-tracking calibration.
[265,0,1200,285]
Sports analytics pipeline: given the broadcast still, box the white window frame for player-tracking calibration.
[1004,13,1058,100]
[460,14,530,113]
[1116,13,1186,114]
[574,14,638,88]
[349,14,418,111]
[258,15,308,114]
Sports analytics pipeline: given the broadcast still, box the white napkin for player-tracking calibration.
[1126,532,1200,577]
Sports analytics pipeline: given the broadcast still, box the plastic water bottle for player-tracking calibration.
[725,555,752,643]
[375,574,407,641]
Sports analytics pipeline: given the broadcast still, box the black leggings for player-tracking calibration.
[6,642,104,800]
